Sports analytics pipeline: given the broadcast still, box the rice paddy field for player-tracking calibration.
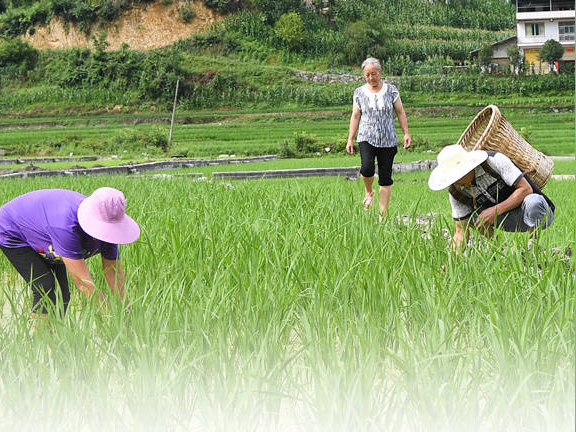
[0,169,573,431]
[0,106,574,158]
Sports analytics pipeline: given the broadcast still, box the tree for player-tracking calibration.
[538,39,564,73]
[507,46,524,75]
[0,38,39,75]
[343,18,390,65]
[250,0,304,24]
[274,12,306,50]
[478,42,493,73]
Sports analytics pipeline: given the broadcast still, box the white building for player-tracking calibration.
[516,0,574,73]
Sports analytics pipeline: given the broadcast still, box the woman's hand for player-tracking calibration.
[475,206,497,228]
[403,134,412,149]
[62,257,96,298]
[102,257,126,300]
[346,139,355,154]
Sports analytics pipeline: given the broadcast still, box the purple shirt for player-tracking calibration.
[0,189,118,263]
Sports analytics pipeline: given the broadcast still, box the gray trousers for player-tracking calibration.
[470,194,554,232]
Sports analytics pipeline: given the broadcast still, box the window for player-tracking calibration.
[525,23,544,37]
[559,21,575,41]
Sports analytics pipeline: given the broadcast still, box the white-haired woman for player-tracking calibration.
[346,57,411,219]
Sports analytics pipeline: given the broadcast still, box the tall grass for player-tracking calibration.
[0,173,573,431]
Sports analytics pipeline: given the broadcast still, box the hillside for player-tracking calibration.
[23,1,219,51]
[1,0,572,119]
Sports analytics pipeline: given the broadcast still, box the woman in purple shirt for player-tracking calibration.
[0,187,140,316]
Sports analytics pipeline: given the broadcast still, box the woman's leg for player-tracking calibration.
[379,186,392,218]
[375,146,398,218]
[51,263,70,313]
[359,142,377,208]
[0,246,63,315]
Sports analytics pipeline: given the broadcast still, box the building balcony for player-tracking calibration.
[517,10,575,21]
[516,0,575,13]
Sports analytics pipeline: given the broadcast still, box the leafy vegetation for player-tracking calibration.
[0,0,156,36]
[0,172,572,431]
[0,107,572,159]
[0,0,571,116]
[538,39,565,67]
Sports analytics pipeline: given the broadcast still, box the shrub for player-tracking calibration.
[274,12,306,51]
[250,0,304,24]
[478,43,493,71]
[203,0,242,14]
[278,140,299,158]
[277,132,322,158]
[343,18,390,65]
[538,39,564,69]
[507,46,524,75]
[294,132,321,153]
[137,48,186,100]
[179,3,195,22]
[561,61,574,74]
[110,127,170,154]
[0,38,39,76]
[97,0,121,23]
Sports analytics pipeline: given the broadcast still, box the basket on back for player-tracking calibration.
[456,105,553,189]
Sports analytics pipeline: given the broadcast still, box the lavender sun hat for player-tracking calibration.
[77,187,140,244]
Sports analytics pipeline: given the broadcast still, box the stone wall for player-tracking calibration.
[213,160,437,180]
[0,155,278,179]
[293,71,364,84]
[0,156,98,166]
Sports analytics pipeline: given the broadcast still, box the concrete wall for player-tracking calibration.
[213,160,437,180]
[0,155,278,179]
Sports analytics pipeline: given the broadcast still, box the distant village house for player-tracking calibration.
[472,0,574,74]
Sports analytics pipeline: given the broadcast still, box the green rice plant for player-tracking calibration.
[0,107,573,159]
[0,172,572,431]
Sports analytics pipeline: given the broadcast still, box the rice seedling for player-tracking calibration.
[1,109,573,159]
[0,172,572,431]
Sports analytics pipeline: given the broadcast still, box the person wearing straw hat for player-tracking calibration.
[428,145,554,250]
[0,187,140,316]
[346,57,411,220]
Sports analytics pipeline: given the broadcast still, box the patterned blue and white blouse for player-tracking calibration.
[353,83,400,148]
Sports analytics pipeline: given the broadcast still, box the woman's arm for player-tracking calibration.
[62,256,126,304]
[393,97,411,149]
[474,177,533,228]
[101,257,126,300]
[62,257,96,298]
[346,105,361,154]
[453,219,470,254]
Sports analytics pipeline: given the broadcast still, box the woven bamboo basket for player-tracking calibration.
[456,105,553,189]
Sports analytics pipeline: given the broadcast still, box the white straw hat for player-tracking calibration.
[428,145,488,191]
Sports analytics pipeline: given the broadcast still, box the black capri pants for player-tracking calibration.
[359,142,398,186]
[1,245,70,314]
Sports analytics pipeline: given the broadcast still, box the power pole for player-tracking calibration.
[168,79,180,148]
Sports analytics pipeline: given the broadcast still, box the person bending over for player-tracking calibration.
[428,145,554,251]
[0,187,140,316]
